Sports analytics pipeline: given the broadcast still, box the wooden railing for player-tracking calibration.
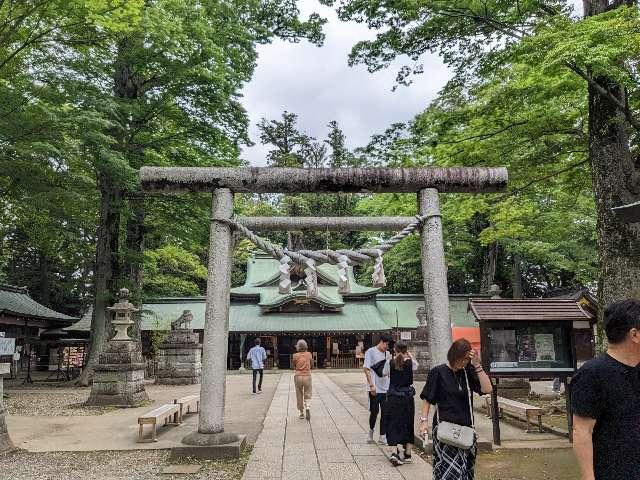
[329,355,363,369]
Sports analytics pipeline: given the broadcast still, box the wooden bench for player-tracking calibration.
[137,403,180,443]
[485,396,544,433]
[174,394,199,423]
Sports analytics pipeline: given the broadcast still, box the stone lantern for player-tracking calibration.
[488,284,503,299]
[108,288,137,341]
[86,288,149,407]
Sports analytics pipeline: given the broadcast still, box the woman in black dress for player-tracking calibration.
[419,339,492,480]
[384,341,418,466]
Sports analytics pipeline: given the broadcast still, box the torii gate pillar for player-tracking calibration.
[419,189,452,366]
[182,188,242,449]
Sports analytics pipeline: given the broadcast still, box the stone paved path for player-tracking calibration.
[242,373,433,480]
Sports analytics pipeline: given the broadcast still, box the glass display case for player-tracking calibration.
[480,321,576,377]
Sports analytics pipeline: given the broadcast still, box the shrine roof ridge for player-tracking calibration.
[140,166,508,194]
[468,298,596,322]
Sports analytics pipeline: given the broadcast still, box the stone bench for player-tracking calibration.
[175,394,199,423]
[485,396,544,432]
[137,403,180,442]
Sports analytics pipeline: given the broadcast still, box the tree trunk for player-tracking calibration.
[584,0,640,319]
[77,174,121,386]
[125,194,145,344]
[37,252,51,307]
[512,254,523,299]
[480,242,498,293]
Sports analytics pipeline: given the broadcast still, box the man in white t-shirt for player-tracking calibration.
[246,338,267,394]
[363,333,392,444]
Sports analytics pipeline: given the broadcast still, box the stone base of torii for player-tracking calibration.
[140,166,507,457]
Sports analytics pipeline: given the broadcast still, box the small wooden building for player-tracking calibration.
[0,284,77,370]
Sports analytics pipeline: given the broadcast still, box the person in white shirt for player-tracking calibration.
[246,338,267,394]
[363,333,392,444]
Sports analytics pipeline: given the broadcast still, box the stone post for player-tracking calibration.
[419,189,452,367]
[183,188,241,447]
[411,307,431,376]
[86,288,149,407]
[238,334,246,371]
[157,310,202,385]
[0,363,14,453]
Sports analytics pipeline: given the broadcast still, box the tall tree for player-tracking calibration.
[0,1,142,316]
[68,2,326,384]
[326,121,349,166]
[258,111,311,167]
[326,0,639,309]
[582,0,640,311]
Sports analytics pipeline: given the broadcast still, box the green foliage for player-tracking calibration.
[259,111,312,167]
[0,0,328,308]
[318,0,612,296]
[143,245,207,297]
[516,6,640,85]
[148,330,168,358]
[232,239,257,287]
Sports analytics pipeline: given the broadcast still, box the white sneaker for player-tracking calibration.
[299,411,305,419]
[305,404,311,421]
[367,430,374,443]
[379,435,387,445]
[390,452,404,466]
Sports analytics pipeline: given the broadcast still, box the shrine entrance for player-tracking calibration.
[141,165,507,452]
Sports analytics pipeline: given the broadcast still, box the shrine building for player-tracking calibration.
[139,251,481,370]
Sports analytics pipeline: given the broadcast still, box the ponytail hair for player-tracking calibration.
[393,341,408,370]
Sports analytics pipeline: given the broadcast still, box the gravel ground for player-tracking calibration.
[3,383,196,416]
[0,449,250,480]
[4,390,110,416]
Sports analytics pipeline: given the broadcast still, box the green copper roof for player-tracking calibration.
[141,298,389,333]
[376,294,484,329]
[259,289,344,310]
[231,251,379,298]
[0,284,76,324]
[141,295,481,333]
[139,252,486,334]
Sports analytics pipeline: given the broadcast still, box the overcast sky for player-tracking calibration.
[239,0,451,166]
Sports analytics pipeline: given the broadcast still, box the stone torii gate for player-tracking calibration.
[140,166,507,451]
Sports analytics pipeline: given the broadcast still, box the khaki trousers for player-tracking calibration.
[294,375,312,412]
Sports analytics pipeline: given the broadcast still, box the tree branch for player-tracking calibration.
[564,61,640,132]
[502,158,590,198]
[439,121,527,145]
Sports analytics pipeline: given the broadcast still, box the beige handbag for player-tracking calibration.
[435,369,476,450]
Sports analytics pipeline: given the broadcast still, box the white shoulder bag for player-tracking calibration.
[435,368,476,450]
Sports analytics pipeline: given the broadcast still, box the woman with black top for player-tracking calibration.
[383,341,418,466]
[419,338,492,480]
